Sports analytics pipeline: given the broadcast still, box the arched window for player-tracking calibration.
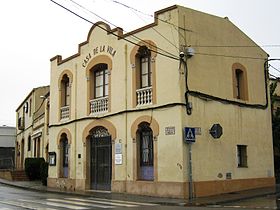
[135,46,153,106]
[232,63,248,101]
[130,41,157,107]
[60,74,70,119]
[61,74,70,106]
[137,122,154,181]
[89,63,109,114]
[92,64,109,99]
[137,46,152,89]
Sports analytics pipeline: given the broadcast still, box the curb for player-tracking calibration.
[1,179,279,207]
[0,179,185,206]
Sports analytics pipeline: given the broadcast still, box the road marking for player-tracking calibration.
[87,197,159,206]
[1,196,158,210]
[222,205,278,209]
[0,200,37,210]
[68,198,138,207]
[20,199,89,210]
[47,198,114,209]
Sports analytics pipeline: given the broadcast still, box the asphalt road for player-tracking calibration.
[211,194,280,210]
[1,183,280,210]
[0,183,186,210]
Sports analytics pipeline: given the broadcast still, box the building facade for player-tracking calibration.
[48,5,274,198]
[16,86,50,169]
[0,126,16,169]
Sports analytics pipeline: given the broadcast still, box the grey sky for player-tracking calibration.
[0,0,279,126]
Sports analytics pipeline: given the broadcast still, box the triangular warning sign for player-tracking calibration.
[184,127,196,143]
[186,128,194,139]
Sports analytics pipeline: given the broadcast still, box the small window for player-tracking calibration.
[232,63,248,100]
[237,145,247,167]
[235,69,243,99]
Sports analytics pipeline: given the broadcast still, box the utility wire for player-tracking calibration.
[269,64,280,74]
[107,0,179,51]
[195,52,266,60]
[110,1,280,51]
[269,73,278,79]
[109,0,188,41]
[191,45,280,48]
[129,7,179,52]
[50,0,179,61]
[51,0,278,61]
[66,0,179,59]
[110,0,192,33]
[105,0,280,62]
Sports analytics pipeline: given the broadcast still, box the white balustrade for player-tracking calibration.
[60,106,70,120]
[136,86,152,106]
[90,96,109,114]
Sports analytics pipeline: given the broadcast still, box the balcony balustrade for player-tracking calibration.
[60,106,70,120]
[90,96,109,114]
[136,86,152,106]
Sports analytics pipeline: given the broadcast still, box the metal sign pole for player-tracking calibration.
[188,143,193,203]
[184,127,195,203]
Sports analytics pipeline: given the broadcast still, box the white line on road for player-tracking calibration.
[87,197,159,206]
[67,197,138,207]
[46,198,114,209]
[0,200,37,210]
[20,199,89,210]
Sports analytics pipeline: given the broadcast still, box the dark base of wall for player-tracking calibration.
[194,177,275,197]
[48,177,275,198]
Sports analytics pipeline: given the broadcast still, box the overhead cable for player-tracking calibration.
[110,0,192,32]
[50,0,179,61]
[269,64,280,74]
[191,45,280,48]
[195,52,266,60]
[66,0,179,59]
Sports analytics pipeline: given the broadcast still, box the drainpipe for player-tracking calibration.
[74,63,78,188]
[125,44,128,192]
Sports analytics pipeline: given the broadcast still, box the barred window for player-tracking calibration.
[237,145,247,167]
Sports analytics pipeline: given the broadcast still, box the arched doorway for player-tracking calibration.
[89,126,112,191]
[20,139,24,169]
[60,133,69,178]
[137,122,154,180]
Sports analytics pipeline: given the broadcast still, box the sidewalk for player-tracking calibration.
[0,178,279,206]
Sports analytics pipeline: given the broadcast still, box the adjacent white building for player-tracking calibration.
[0,126,16,169]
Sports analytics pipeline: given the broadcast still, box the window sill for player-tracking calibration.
[136,179,154,182]
[237,165,248,168]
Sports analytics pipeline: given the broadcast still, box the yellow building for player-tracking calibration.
[48,5,274,198]
[16,86,49,169]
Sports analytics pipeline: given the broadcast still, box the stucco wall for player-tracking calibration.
[48,5,274,198]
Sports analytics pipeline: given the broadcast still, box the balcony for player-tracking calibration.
[60,106,70,120]
[136,86,152,106]
[90,96,108,114]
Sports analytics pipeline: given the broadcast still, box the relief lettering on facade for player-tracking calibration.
[82,45,116,67]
